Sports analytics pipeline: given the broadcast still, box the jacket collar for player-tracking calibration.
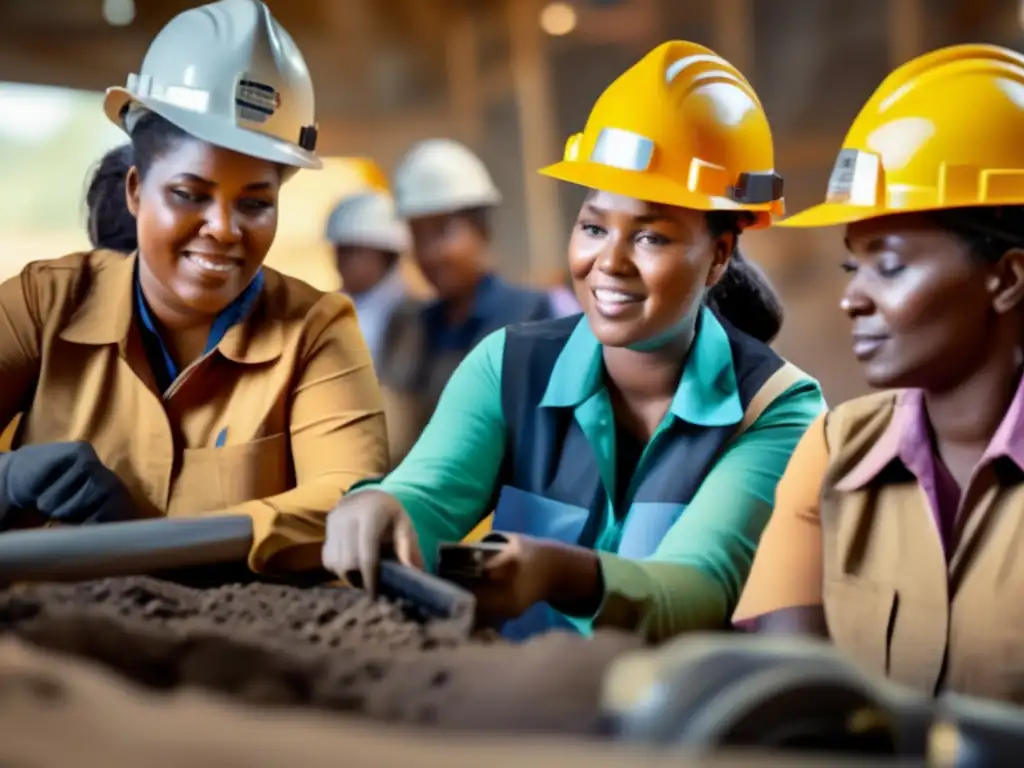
[58,251,283,364]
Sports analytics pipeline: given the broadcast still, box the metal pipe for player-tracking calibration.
[0,516,477,629]
[0,515,253,585]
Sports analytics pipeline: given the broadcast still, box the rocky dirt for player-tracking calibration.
[0,576,643,735]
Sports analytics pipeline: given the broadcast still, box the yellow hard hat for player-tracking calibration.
[346,157,390,193]
[539,41,784,229]
[781,44,1024,229]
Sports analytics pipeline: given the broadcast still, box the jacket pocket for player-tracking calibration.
[824,574,896,678]
[170,432,291,516]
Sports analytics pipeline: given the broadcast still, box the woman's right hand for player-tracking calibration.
[321,490,425,594]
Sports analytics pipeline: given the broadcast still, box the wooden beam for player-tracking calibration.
[445,13,484,145]
[776,134,842,173]
[315,111,456,164]
[0,37,136,93]
[507,0,565,277]
[949,0,996,36]
[317,0,377,107]
[565,0,659,47]
[711,0,754,74]
[402,0,451,55]
[886,0,925,70]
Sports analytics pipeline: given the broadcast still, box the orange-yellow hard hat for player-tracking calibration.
[781,44,1024,229]
[539,41,784,229]
[346,157,390,193]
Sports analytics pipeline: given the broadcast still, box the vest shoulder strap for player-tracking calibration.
[733,361,809,441]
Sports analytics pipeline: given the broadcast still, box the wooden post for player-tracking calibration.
[711,0,754,75]
[507,0,565,280]
[318,0,376,114]
[445,11,484,145]
[887,0,925,70]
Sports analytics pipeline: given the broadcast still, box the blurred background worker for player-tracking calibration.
[325,190,411,371]
[378,137,556,462]
[547,269,582,317]
[0,0,387,571]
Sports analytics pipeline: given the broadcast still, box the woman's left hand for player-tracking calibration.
[464,533,558,623]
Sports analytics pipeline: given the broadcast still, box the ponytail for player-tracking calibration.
[705,212,784,343]
[84,143,137,254]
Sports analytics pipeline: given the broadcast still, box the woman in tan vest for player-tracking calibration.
[733,44,1024,705]
[0,1,388,573]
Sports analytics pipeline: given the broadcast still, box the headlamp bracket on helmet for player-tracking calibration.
[826,149,883,207]
[298,125,318,152]
[728,171,784,205]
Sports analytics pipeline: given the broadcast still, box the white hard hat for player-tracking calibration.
[103,0,320,171]
[392,138,502,219]
[325,192,411,254]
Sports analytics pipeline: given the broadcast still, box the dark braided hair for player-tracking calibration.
[705,211,784,343]
[929,206,1024,262]
[84,111,190,254]
[85,143,136,253]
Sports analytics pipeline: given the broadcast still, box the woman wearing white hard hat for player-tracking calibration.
[377,138,556,462]
[325,191,410,372]
[0,0,388,574]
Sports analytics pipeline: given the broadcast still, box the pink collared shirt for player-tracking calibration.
[833,381,1024,553]
[734,376,1024,626]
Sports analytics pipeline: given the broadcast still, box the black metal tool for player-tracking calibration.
[376,560,476,624]
[0,515,254,586]
[436,541,507,581]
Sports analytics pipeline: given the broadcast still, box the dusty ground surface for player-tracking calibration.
[0,637,913,768]
[0,576,643,734]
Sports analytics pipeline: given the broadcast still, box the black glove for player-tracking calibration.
[0,441,136,529]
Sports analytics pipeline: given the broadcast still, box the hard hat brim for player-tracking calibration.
[104,87,322,172]
[327,232,410,253]
[395,191,503,221]
[539,160,777,230]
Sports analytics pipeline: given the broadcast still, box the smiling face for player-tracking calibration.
[126,136,282,327]
[841,212,1024,390]
[567,190,731,347]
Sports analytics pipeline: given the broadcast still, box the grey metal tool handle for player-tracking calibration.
[0,515,254,585]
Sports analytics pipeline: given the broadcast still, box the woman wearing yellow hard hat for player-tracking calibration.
[734,44,1024,704]
[322,41,825,642]
[0,0,388,572]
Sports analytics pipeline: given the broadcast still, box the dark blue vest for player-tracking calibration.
[491,313,785,640]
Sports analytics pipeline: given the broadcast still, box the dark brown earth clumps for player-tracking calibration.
[0,576,642,735]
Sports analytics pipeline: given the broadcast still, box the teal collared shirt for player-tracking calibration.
[360,310,826,641]
[541,308,745,549]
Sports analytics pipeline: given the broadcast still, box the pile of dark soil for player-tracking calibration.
[0,576,642,734]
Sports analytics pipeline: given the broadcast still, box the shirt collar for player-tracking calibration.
[350,267,405,315]
[983,371,1024,471]
[539,306,744,427]
[834,379,1024,493]
[833,390,921,492]
[59,250,137,348]
[59,251,282,364]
